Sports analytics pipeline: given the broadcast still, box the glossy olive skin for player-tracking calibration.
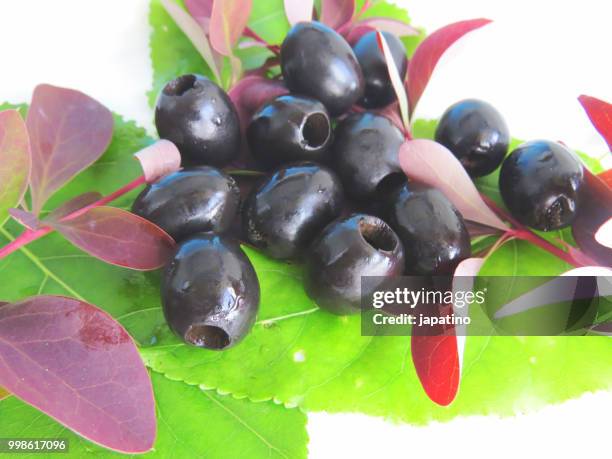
[162,234,260,350]
[132,166,240,242]
[305,214,405,315]
[386,184,471,275]
[155,74,240,166]
[243,163,344,260]
[499,140,584,231]
[353,31,408,109]
[247,95,332,168]
[435,99,510,177]
[281,22,364,116]
[332,112,405,200]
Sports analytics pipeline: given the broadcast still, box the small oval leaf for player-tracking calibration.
[185,0,213,31]
[0,296,156,453]
[27,85,113,216]
[398,139,508,230]
[134,139,182,183]
[578,95,612,152]
[209,0,253,56]
[50,207,176,270]
[320,0,355,29]
[406,18,492,117]
[0,110,31,226]
[284,0,313,25]
[9,208,39,231]
[43,192,103,224]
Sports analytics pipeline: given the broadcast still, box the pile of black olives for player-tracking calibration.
[134,21,587,350]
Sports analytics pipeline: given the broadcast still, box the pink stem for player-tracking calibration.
[243,27,280,55]
[0,176,146,260]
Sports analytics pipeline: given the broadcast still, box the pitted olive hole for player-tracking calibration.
[302,113,330,148]
[544,195,572,231]
[359,219,397,252]
[376,173,406,195]
[164,74,197,96]
[185,324,230,349]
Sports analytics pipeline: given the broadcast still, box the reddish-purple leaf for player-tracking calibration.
[161,0,221,83]
[376,31,409,132]
[0,296,156,453]
[357,17,419,37]
[9,208,39,231]
[320,0,355,29]
[44,192,103,224]
[185,0,213,31]
[209,0,253,56]
[399,139,508,230]
[228,76,288,131]
[406,19,492,117]
[572,169,612,266]
[49,207,176,270]
[134,139,182,183]
[284,0,314,25]
[26,85,113,216]
[0,110,31,225]
[578,95,612,152]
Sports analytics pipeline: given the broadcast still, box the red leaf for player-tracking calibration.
[578,95,612,151]
[26,85,113,216]
[185,0,213,31]
[44,192,103,224]
[320,0,355,29]
[134,139,182,183]
[572,169,612,266]
[0,110,31,224]
[209,0,253,56]
[398,139,508,230]
[9,208,39,231]
[0,296,156,453]
[228,76,288,131]
[406,19,492,117]
[49,207,176,271]
[284,0,314,25]
[599,169,612,188]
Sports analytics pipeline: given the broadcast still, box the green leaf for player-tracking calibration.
[0,373,308,459]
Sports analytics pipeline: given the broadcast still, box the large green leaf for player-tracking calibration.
[0,373,308,459]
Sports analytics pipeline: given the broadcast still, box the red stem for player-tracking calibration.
[243,27,280,55]
[0,176,146,260]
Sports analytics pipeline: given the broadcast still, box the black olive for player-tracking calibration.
[161,234,260,350]
[304,214,405,315]
[435,99,510,177]
[385,183,471,275]
[499,140,585,231]
[353,31,408,109]
[132,166,240,242]
[332,112,406,200]
[243,162,344,260]
[281,22,364,116]
[155,74,240,166]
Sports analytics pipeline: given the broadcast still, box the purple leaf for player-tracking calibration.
[228,76,288,132]
[9,208,39,231]
[376,31,409,132]
[357,17,419,37]
[406,19,492,117]
[49,207,176,271]
[0,110,31,225]
[284,0,314,25]
[572,169,612,266]
[0,296,156,453]
[43,192,103,224]
[185,0,213,31]
[578,95,612,152]
[160,0,221,83]
[398,139,508,230]
[320,0,355,29]
[134,139,181,183]
[209,0,253,56]
[26,85,113,216]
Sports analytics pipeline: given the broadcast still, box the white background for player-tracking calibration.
[0,1,610,458]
